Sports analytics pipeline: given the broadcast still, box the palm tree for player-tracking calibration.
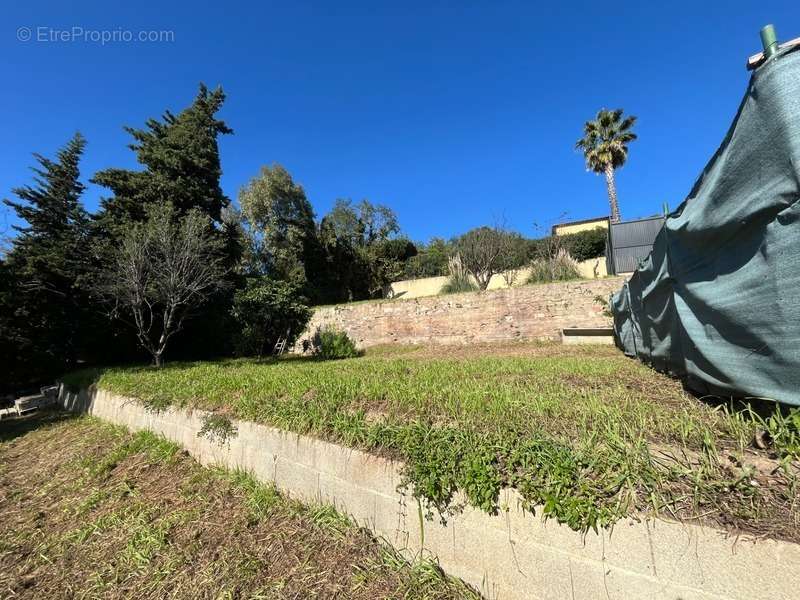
[576,108,637,223]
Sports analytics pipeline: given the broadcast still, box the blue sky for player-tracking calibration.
[2,1,796,243]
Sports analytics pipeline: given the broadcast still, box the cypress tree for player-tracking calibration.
[2,133,90,389]
[93,84,233,225]
[91,84,238,361]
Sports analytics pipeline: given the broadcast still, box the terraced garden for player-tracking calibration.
[64,343,800,541]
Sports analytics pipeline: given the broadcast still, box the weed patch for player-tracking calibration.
[198,413,238,445]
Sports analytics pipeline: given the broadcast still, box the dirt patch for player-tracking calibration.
[365,341,621,361]
[0,411,479,599]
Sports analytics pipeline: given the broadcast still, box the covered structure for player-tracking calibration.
[610,42,800,405]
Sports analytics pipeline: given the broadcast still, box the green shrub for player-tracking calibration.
[231,277,312,356]
[527,227,608,263]
[312,327,361,360]
[563,227,608,262]
[527,249,581,283]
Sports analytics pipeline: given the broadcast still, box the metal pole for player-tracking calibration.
[760,24,778,60]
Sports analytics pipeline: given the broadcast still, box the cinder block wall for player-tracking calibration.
[59,387,800,600]
[299,277,622,349]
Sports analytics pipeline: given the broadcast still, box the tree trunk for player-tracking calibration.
[154,352,162,368]
[604,164,621,223]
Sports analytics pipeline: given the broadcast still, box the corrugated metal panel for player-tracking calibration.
[612,246,650,273]
[610,217,665,249]
[609,216,665,273]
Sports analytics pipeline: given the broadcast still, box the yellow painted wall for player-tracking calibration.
[386,258,608,300]
[552,219,609,236]
[387,275,449,299]
[575,257,608,279]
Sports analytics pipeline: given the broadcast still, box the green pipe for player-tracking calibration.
[760,24,778,60]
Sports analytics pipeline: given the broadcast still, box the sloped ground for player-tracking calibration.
[64,343,800,541]
[0,412,478,599]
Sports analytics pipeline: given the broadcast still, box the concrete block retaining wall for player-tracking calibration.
[298,277,624,350]
[60,387,800,600]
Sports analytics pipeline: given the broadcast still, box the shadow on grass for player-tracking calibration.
[686,384,796,420]
[0,409,78,444]
[62,353,362,390]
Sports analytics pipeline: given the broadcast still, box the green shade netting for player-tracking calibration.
[611,45,800,405]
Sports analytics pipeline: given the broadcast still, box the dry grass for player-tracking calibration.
[0,411,479,599]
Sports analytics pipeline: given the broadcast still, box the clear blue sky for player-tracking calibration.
[2,1,796,243]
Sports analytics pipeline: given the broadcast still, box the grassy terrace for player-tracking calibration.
[65,343,800,541]
[0,412,477,599]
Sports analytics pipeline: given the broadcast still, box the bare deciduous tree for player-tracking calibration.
[453,226,512,290]
[498,231,527,287]
[102,204,226,366]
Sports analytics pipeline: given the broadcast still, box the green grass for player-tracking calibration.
[63,343,800,538]
[0,412,478,599]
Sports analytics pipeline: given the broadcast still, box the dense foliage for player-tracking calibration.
[3,87,254,389]
[2,85,413,388]
[452,226,516,290]
[403,238,450,279]
[239,172,417,304]
[90,84,241,367]
[92,85,233,224]
[231,277,312,356]
[528,227,607,263]
[562,226,607,261]
[1,133,93,390]
[239,164,319,290]
[404,227,607,286]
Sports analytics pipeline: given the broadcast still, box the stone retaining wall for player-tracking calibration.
[299,277,623,350]
[60,386,800,600]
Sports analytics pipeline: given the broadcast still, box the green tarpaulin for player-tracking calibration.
[611,44,800,406]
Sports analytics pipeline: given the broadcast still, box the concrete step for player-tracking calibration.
[561,327,614,345]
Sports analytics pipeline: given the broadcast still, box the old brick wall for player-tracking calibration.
[297,277,623,349]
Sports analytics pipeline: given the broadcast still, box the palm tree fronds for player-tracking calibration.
[575,108,638,222]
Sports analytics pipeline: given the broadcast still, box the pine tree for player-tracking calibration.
[2,133,90,388]
[93,84,233,225]
[91,85,238,361]
[5,133,87,248]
